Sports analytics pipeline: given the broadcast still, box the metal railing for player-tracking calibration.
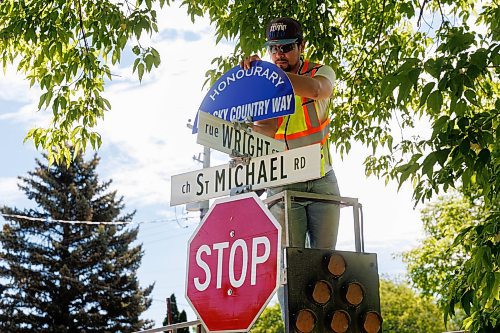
[265,190,365,252]
[132,319,202,333]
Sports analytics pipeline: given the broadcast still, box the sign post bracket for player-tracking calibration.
[229,152,252,166]
[233,116,253,131]
[229,184,253,196]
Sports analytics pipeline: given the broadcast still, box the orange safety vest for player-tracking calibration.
[275,59,332,174]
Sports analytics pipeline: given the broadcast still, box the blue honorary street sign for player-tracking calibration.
[192,60,295,133]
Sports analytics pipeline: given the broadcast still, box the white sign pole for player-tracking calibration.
[170,144,321,206]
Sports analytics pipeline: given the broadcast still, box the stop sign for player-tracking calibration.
[186,192,281,332]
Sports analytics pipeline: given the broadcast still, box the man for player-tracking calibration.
[241,17,340,250]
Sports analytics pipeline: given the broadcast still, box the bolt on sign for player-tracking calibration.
[284,248,382,333]
[170,144,321,206]
[197,111,285,158]
[185,192,281,332]
[191,60,295,133]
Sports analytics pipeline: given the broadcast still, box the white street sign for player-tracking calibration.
[170,144,321,206]
[197,112,285,157]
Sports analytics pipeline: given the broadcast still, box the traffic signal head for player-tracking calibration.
[284,248,382,333]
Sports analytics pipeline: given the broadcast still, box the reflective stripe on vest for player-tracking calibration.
[275,59,331,150]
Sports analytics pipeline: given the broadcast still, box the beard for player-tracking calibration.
[275,58,292,72]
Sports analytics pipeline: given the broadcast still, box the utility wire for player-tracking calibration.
[0,213,198,226]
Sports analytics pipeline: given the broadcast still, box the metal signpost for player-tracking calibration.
[161,61,300,333]
[185,192,281,332]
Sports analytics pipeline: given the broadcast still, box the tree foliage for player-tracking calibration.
[250,303,285,333]
[0,153,154,332]
[403,193,499,332]
[0,0,166,166]
[379,278,456,333]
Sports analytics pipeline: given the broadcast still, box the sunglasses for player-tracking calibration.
[268,43,298,54]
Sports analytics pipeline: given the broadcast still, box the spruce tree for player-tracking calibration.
[162,294,188,333]
[0,153,154,332]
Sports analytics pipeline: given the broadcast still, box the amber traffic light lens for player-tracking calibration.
[327,254,346,277]
[363,311,382,333]
[312,280,332,304]
[345,282,364,306]
[295,309,316,333]
[330,310,350,333]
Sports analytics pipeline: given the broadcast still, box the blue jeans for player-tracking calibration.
[267,169,341,325]
[267,169,341,249]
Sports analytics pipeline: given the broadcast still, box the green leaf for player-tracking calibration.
[137,63,145,82]
[419,82,435,107]
[459,138,470,154]
[454,99,467,116]
[427,90,443,114]
[462,167,473,188]
[422,152,437,179]
[380,75,399,99]
[102,98,111,110]
[470,48,488,69]
[396,58,419,74]
[45,90,53,108]
[38,92,47,109]
[477,148,491,164]
[431,115,448,141]
[436,148,451,166]
[151,48,161,67]
[464,89,478,106]
[132,58,140,73]
[424,58,442,79]
[52,96,59,114]
[145,54,154,72]
[118,34,128,49]
[408,68,421,87]
[461,290,473,316]
[397,78,412,103]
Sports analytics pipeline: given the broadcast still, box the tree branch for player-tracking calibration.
[349,0,387,80]
[75,0,89,52]
[436,0,445,23]
[417,0,429,27]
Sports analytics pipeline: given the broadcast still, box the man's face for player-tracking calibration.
[268,42,303,73]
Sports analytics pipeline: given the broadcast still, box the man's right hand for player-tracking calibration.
[240,55,261,70]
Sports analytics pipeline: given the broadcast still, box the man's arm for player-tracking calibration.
[285,73,333,100]
[252,118,279,138]
[285,73,333,122]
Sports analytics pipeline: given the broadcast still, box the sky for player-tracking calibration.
[0,3,428,329]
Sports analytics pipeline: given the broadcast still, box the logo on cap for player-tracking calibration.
[269,23,287,33]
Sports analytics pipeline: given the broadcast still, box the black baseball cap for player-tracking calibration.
[265,17,303,46]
